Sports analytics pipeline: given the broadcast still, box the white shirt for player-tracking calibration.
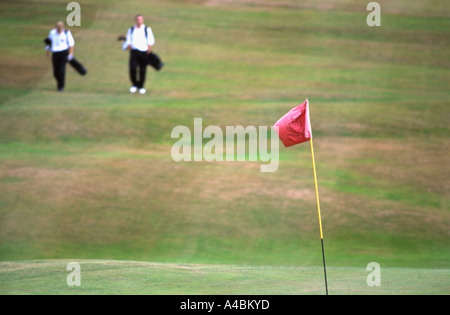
[47,28,75,52]
[125,24,155,52]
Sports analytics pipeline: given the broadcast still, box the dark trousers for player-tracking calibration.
[129,49,148,89]
[52,50,68,90]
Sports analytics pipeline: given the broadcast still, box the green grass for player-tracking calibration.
[1,260,449,295]
[0,0,449,294]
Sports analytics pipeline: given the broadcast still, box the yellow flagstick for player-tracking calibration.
[310,137,329,295]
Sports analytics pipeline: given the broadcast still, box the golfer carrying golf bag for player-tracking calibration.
[45,21,86,92]
[125,14,155,95]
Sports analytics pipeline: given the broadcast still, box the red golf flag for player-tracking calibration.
[274,99,312,147]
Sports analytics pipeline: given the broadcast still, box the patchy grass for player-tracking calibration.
[0,0,449,278]
[0,260,449,295]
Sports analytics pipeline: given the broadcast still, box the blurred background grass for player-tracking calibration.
[0,0,449,272]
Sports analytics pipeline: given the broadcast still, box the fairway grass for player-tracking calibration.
[0,0,449,294]
[0,260,449,295]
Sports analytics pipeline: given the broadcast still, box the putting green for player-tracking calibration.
[1,260,449,295]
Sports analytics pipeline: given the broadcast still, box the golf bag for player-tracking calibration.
[68,57,87,75]
[147,52,164,71]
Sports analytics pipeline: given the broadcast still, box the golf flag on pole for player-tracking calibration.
[274,99,312,147]
[274,99,329,295]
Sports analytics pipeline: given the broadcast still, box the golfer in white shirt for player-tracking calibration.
[46,21,75,92]
[125,14,155,94]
